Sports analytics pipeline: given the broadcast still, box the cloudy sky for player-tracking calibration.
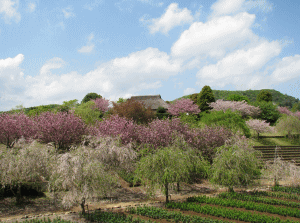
[0,0,300,111]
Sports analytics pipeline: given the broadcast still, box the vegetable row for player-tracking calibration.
[272,186,300,195]
[127,206,231,223]
[187,196,300,218]
[166,201,298,223]
[218,192,300,208]
[251,191,300,201]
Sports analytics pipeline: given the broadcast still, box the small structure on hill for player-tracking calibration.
[129,95,169,112]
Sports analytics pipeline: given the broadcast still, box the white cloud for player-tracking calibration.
[184,88,196,95]
[0,53,23,68]
[27,2,36,13]
[270,55,300,83]
[171,12,256,61]
[78,44,95,53]
[0,0,21,23]
[62,6,75,19]
[196,40,282,89]
[210,0,273,18]
[147,3,194,35]
[40,57,65,76]
[138,0,163,7]
[78,33,95,54]
[84,0,103,11]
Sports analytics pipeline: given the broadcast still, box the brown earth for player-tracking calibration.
[0,177,288,223]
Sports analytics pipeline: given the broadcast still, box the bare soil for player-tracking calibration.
[0,178,288,223]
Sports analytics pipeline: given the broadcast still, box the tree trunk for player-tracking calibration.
[80,197,86,215]
[257,132,259,139]
[165,183,169,203]
[176,182,180,192]
[228,186,234,193]
[16,183,22,204]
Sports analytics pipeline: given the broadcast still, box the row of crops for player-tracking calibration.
[11,185,300,223]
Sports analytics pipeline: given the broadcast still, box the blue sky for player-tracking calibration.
[0,0,300,111]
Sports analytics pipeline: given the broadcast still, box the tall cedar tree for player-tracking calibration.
[109,99,156,125]
[197,85,215,112]
[256,90,273,103]
[81,92,102,104]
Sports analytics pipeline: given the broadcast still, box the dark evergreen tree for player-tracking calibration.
[189,93,199,104]
[256,90,272,103]
[197,85,215,112]
[81,92,102,104]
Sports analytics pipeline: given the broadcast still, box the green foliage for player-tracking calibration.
[134,146,208,203]
[73,101,103,125]
[178,113,200,129]
[81,92,102,104]
[200,110,251,138]
[272,185,300,195]
[210,138,262,192]
[227,94,250,103]
[189,93,198,104]
[275,114,300,138]
[26,105,58,117]
[55,99,79,113]
[116,97,127,104]
[156,106,167,113]
[253,101,280,125]
[197,85,215,112]
[156,106,170,120]
[291,102,300,112]
[256,90,273,103]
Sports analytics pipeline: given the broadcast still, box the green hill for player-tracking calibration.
[174,89,300,108]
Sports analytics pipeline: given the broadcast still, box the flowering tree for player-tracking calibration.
[48,136,137,215]
[0,112,38,148]
[91,98,110,113]
[277,106,293,116]
[33,111,87,151]
[246,119,274,138]
[209,99,261,118]
[167,98,201,116]
[0,140,56,204]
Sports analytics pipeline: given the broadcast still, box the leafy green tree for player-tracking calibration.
[81,92,102,104]
[116,97,127,104]
[257,90,273,103]
[73,101,102,126]
[156,106,169,120]
[26,105,57,117]
[210,136,262,192]
[197,86,215,112]
[55,99,79,113]
[252,101,280,125]
[134,146,209,203]
[227,94,250,103]
[276,115,300,139]
[200,110,251,137]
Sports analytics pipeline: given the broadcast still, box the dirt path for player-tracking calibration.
[0,179,279,223]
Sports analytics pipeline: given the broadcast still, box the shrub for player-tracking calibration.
[73,101,103,126]
[109,99,156,125]
[81,92,102,104]
[91,98,110,113]
[209,99,261,118]
[210,135,262,192]
[156,106,169,120]
[257,89,273,102]
[55,99,80,114]
[197,85,215,112]
[189,93,198,104]
[200,110,251,138]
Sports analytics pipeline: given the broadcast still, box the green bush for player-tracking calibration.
[199,110,251,137]
[227,94,250,103]
[197,85,215,112]
[73,101,103,125]
[257,90,273,103]
[81,92,102,104]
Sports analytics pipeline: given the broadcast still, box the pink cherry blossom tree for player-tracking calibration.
[277,106,293,116]
[167,98,201,116]
[246,119,274,138]
[209,99,261,118]
[91,98,110,113]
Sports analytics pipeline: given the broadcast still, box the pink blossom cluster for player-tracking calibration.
[91,98,110,113]
[277,106,293,116]
[277,106,300,120]
[246,119,274,137]
[209,99,261,118]
[167,98,201,116]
